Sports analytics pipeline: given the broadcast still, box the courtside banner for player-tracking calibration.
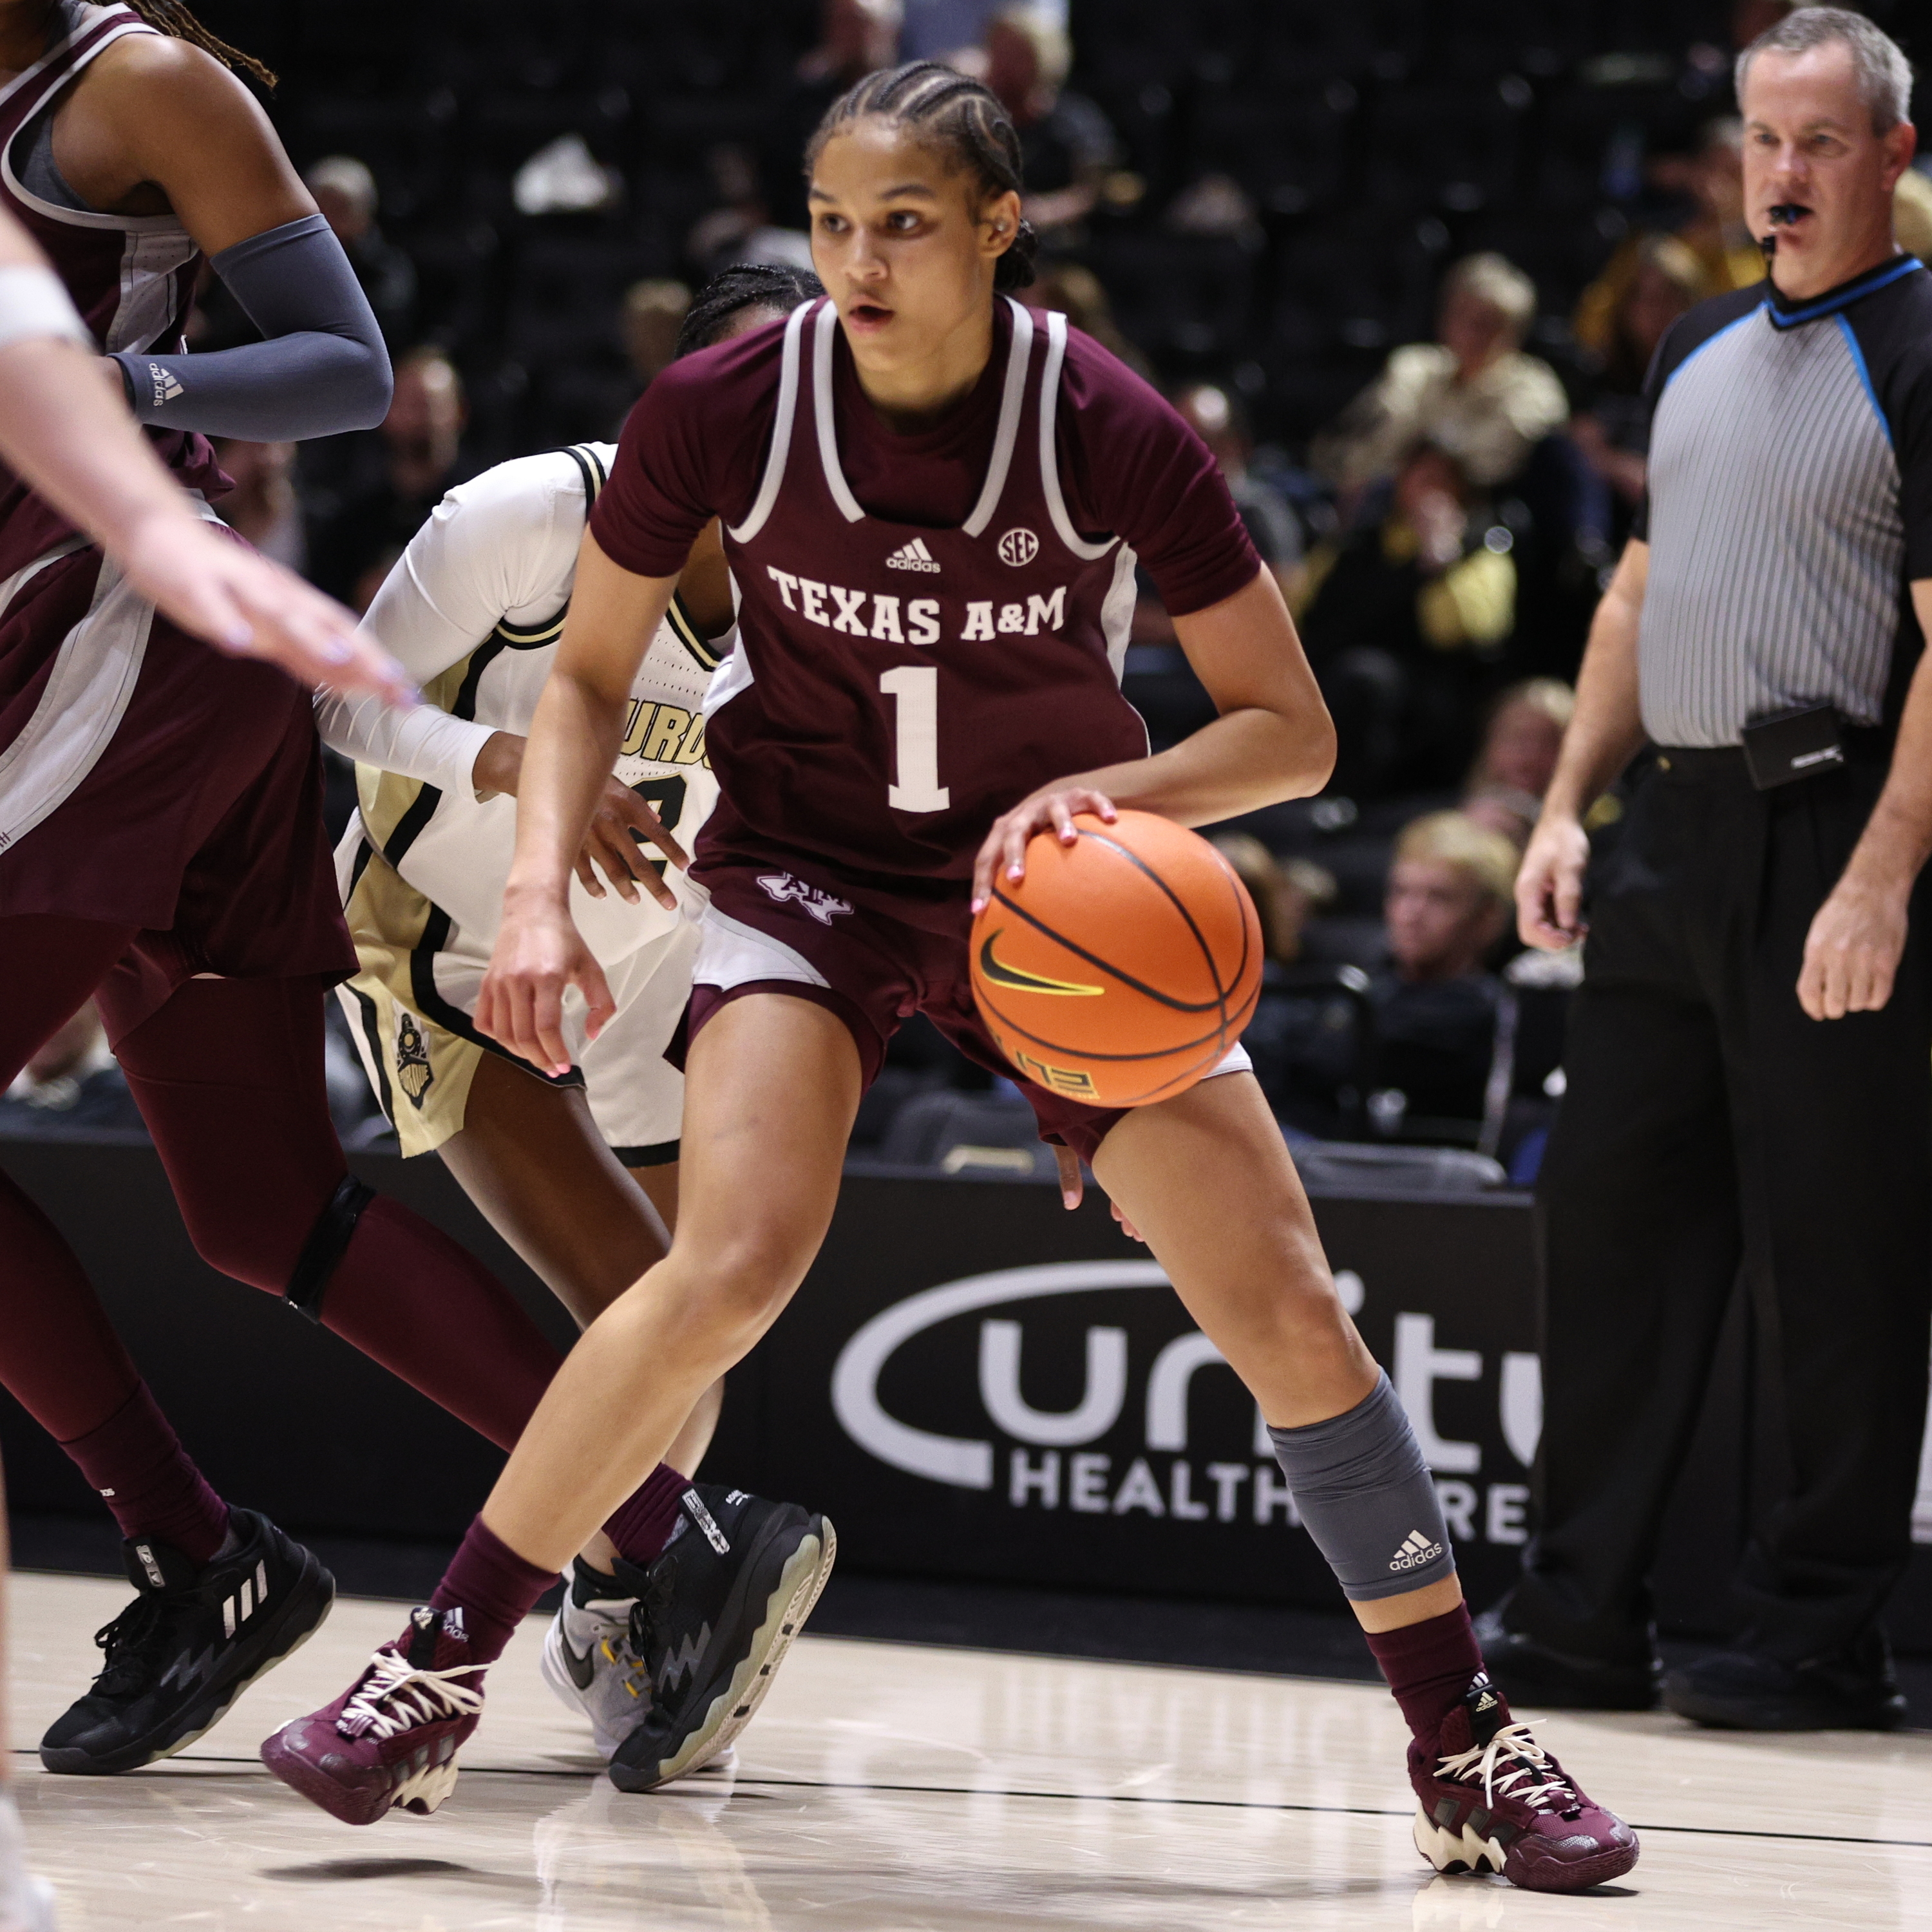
[4,1137,1928,1639]
[715,1171,1548,1609]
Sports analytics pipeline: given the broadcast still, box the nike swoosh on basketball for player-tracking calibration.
[976,931,1103,996]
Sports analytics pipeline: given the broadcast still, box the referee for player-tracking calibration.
[1486,9,1932,1731]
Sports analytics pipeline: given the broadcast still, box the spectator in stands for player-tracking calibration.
[980,9,1117,238]
[620,280,691,393]
[1312,254,1567,504]
[1298,440,1517,799]
[1570,236,1710,525]
[1468,678,1573,802]
[1212,835,1336,969]
[306,347,467,611]
[1176,383,1302,586]
[304,156,417,350]
[1371,812,1518,1131]
[1460,679,1576,849]
[899,0,1064,64]
[211,438,305,573]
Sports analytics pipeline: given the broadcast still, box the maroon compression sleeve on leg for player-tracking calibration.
[106,976,564,1450]
[0,916,228,1560]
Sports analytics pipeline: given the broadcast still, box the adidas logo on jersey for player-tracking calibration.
[886,537,942,573]
[145,363,184,406]
[1389,1528,1446,1573]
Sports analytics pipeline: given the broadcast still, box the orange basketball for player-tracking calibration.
[970,810,1264,1109]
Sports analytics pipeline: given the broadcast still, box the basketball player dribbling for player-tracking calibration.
[319,262,835,1766]
[0,2,813,1792]
[0,194,386,1932]
[270,64,1636,1891]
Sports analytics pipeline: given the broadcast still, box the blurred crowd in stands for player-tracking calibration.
[7,0,1927,1184]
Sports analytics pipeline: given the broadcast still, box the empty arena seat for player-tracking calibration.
[1291,1141,1508,1194]
[876,1090,1059,1181]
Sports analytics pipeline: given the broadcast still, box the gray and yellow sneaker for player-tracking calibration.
[605,1485,835,1793]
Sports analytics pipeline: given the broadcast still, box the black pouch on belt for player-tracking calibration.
[1740,703,1846,789]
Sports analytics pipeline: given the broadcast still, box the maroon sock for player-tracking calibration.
[428,1515,559,1665]
[1363,1605,1488,1745]
[602,1464,691,1568]
[60,1383,229,1566]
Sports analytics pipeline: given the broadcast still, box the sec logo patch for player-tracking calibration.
[997,527,1040,567]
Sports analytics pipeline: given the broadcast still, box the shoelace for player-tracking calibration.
[624,1570,678,1684]
[337,1646,485,1741]
[90,1595,173,1696]
[1437,1721,1584,1820]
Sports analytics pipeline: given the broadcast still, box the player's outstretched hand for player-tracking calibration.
[971,784,1117,914]
[477,894,615,1078]
[576,780,689,911]
[120,513,416,707]
[1515,810,1591,951]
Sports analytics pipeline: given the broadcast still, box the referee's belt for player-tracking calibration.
[1653,724,1892,778]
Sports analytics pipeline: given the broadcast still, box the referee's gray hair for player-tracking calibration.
[1735,8,1914,134]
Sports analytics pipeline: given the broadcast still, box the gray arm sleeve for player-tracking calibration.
[112,214,393,440]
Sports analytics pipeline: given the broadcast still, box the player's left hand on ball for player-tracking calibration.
[122,516,416,706]
[971,785,1117,914]
[576,780,689,911]
[1798,874,1908,1020]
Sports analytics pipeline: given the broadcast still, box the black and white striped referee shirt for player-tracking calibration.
[1633,254,1932,748]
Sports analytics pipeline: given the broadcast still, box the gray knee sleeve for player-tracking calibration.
[1267,1372,1455,1601]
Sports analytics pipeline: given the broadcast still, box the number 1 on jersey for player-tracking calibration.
[880,665,950,811]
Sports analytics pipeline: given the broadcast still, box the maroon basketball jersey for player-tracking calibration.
[0,2,225,576]
[704,297,1151,886]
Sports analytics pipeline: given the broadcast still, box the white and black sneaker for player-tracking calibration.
[540,1557,745,1774]
[605,1485,835,1792]
[40,1508,335,1774]
[540,1556,655,1761]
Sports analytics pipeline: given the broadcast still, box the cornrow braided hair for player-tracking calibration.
[122,1,277,89]
[676,261,826,361]
[806,61,1039,292]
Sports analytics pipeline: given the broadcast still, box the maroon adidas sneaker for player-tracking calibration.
[1409,1673,1638,1893]
[260,1607,484,1825]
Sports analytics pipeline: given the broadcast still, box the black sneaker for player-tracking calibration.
[1475,1607,1660,1712]
[1662,1640,1907,1732]
[606,1484,835,1792]
[41,1508,335,1774]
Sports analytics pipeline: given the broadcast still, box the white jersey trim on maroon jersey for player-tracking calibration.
[727,300,810,546]
[0,10,176,236]
[0,506,219,855]
[961,298,1035,538]
[808,294,1037,539]
[1038,310,1121,564]
[811,301,867,524]
[1101,543,1140,690]
[1,8,198,358]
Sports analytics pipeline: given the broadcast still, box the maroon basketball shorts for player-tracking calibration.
[676,852,1251,1166]
[0,541,353,1034]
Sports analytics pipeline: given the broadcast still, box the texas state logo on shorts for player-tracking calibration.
[757,873,853,925]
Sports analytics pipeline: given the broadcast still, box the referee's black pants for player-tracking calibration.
[1504,747,1932,1667]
